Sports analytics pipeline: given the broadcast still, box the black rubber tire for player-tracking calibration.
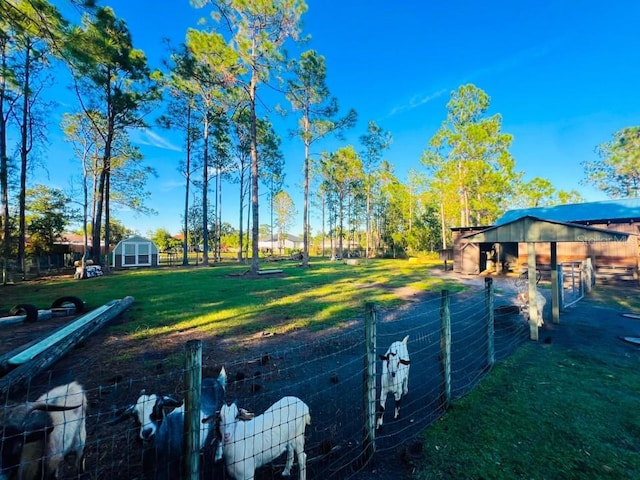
[8,303,39,323]
[51,296,85,314]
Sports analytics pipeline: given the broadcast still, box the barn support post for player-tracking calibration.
[527,242,539,341]
[183,340,203,480]
[363,302,377,461]
[485,278,495,368]
[439,290,451,410]
[550,242,560,324]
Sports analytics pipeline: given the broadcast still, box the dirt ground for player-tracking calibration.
[1,272,639,479]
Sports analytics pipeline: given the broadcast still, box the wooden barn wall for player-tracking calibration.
[453,222,639,274]
[515,223,638,269]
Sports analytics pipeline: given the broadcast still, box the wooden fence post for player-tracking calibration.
[363,302,377,461]
[551,252,560,324]
[485,278,495,368]
[184,340,202,480]
[558,265,565,312]
[439,290,451,410]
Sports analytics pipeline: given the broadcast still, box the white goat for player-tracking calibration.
[212,396,311,480]
[0,380,87,480]
[517,289,546,327]
[377,335,410,429]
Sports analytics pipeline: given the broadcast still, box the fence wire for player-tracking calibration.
[0,284,531,480]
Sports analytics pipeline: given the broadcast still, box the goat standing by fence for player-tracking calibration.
[377,335,411,429]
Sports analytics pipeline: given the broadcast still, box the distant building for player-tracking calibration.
[452,198,640,280]
[111,236,159,268]
[258,234,303,253]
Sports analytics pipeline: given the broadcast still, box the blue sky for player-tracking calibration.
[40,0,640,237]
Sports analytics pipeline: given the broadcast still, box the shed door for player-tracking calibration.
[123,242,151,266]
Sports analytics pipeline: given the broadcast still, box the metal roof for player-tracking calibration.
[495,197,640,225]
[461,215,632,243]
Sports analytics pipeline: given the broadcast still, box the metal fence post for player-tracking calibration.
[439,290,451,410]
[184,340,202,480]
[363,302,377,461]
[485,278,495,368]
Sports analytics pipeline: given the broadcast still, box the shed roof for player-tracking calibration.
[495,197,640,226]
[120,235,154,243]
[113,236,159,253]
[461,215,632,243]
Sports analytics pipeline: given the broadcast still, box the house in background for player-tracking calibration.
[452,198,640,280]
[111,235,159,268]
[257,234,303,254]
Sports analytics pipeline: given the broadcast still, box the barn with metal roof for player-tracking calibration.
[452,198,640,283]
[495,197,640,226]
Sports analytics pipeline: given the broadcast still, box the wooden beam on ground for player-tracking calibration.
[0,296,135,396]
[7,304,114,366]
[257,269,282,275]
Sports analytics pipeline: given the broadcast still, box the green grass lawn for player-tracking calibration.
[0,257,461,341]
[412,341,640,479]
[411,283,640,480]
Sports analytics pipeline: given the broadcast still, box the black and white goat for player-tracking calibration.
[0,380,87,480]
[207,396,311,480]
[377,335,410,429]
[114,367,226,480]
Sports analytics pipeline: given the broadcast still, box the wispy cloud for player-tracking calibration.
[388,88,448,117]
[133,129,182,152]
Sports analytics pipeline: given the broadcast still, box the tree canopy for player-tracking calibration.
[582,126,640,198]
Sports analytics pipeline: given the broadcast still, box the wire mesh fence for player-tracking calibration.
[0,281,531,480]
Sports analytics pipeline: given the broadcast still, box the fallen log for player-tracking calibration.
[0,296,134,396]
[7,303,113,366]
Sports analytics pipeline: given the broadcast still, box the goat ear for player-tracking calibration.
[379,354,388,361]
[238,408,255,420]
[202,414,216,424]
[139,389,146,396]
[399,359,411,366]
[161,396,183,409]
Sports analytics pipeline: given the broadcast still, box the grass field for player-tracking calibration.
[412,284,640,480]
[0,257,461,341]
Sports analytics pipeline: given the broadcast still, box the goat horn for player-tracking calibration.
[27,402,82,413]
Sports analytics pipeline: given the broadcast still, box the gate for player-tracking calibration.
[558,259,593,309]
